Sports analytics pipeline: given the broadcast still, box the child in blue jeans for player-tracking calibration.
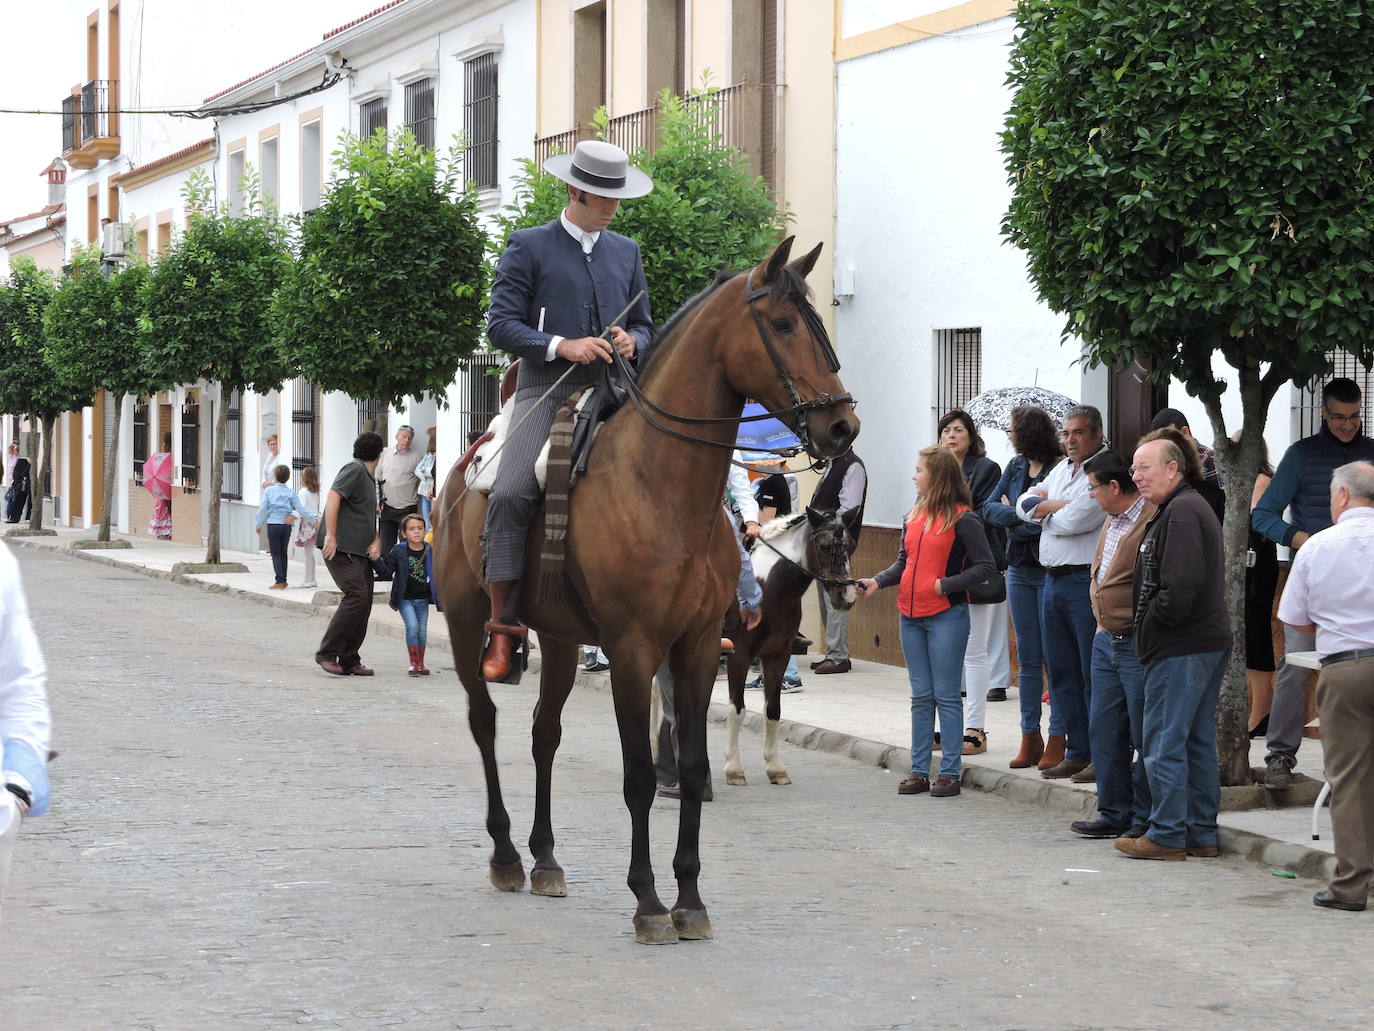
[373,514,441,676]
[255,465,311,589]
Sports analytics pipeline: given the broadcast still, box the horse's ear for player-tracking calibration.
[805,505,827,527]
[763,236,796,283]
[788,241,824,281]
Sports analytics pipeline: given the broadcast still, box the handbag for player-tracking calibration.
[968,570,1007,605]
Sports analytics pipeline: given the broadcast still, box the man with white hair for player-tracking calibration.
[1118,438,1230,861]
[1277,460,1374,911]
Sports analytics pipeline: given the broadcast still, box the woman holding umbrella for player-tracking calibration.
[144,432,174,540]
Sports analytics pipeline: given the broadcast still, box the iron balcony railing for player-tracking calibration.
[61,95,79,152]
[534,82,784,191]
[80,80,115,143]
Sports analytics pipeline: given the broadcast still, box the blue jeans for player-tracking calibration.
[1008,565,1061,735]
[1141,650,1229,848]
[418,494,432,528]
[266,523,291,584]
[398,597,430,647]
[900,605,970,779]
[1090,631,1151,827]
[1041,571,1095,762]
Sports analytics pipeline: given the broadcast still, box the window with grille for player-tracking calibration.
[292,377,320,474]
[360,97,388,148]
[1294,353,1374,438]
[464,54,499,190]
[356,398,389,438]
[404,78,435,150]
[222,388,243,501]
[932,328,983,427]
[132,399,149,483]
[181,400,200,492]
[461,352,504,444]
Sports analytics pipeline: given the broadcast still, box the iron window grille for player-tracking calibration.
[464,53,499,190]
[180,401,200,493]
[222,388,243,501]
[356,398,389,439]
[132,399,149,483]
[61,95,78,152]
[461,352,504,445]
[932,328,983,429]
[360,97,388,148]
[404,78,436,149]
[1295,353,1373,439]
[80,80,112,143]
[292,377,320,473]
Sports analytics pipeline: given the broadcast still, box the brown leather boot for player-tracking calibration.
[481,580,522,681]
[1038,733,1067,771]
[1009,731,1044,769]
[407,645,420,677]
[416,646,429,676]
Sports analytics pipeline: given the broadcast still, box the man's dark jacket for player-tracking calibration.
[1132,481,1231,664]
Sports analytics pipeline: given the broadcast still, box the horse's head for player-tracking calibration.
[804,505,860,610]
[723,238,859,460]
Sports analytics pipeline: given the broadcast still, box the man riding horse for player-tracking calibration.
[480,140,654,680]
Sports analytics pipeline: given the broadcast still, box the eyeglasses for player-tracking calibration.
[1325,410,1362,424]
[1086,481,1106,494]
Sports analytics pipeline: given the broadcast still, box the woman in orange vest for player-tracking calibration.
[856,446,996,798]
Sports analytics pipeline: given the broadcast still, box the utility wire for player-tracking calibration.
[0,71,342,120]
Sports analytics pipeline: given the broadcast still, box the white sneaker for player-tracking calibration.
[297,581,317,589]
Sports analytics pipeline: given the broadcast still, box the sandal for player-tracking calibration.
[932,731,941,753]
[962,729,988,756]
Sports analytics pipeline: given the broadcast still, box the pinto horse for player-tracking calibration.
[722,507,859,787]
[431,238,858,944]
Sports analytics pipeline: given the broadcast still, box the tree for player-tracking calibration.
[44,248,160,541]
[1002,0,1374,783]
[496,88,791,321]
[0,259,90,532]
[273,129,488,410]
[141,172,294,564]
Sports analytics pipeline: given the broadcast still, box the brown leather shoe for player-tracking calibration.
[1038,733,1067,771]
[813,658,852,675]
[1069,762,1097,784]
[1186,843,1221,858]
[1041,759,1089,780]
[931,775,962,797]
[1009,731,1044,769]
[317,658,348,676]
[1114,835,1186,861]
[482,628,517,681]
[345,663,375,676]
[897,773,930,795]
[791,634,813,655]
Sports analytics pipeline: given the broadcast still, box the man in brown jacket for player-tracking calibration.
[1070,451,1156,839]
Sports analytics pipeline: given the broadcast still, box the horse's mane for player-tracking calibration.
[758,512,806,542]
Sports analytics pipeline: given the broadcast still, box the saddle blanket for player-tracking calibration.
[465,390,595,494]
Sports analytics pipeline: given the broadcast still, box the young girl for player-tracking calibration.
[855,445,996,798]
[295,467,322,588]
[374,513,441,676]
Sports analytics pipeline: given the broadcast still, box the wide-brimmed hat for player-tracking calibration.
[544,140,653,199]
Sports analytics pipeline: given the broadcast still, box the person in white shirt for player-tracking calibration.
[0,542,52,926]
[260,434,284,490]
[1016,405,1109,778]
[1277,460,1374,912]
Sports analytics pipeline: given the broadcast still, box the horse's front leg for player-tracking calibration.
[760,652,792,785]
[607,640,677,944]
[528,635,581,897]
[666,623,723,940]
[723,648,751,786]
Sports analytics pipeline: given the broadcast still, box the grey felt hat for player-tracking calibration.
[544,140,653,199]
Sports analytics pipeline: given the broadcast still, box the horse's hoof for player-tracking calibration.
[671,907,715,940]
[530,866,567,897]
[633,913,680,945]
[724,770,748,786]
[489,859,526,892]
[767,771,792,785]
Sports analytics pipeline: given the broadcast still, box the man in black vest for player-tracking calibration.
[810,451,866,674]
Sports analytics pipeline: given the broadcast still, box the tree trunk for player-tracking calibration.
[24,412,40,530]
[205,384,230,565]
[98,395,124,543]
[1204,366,1267,787]
[31,413,57,533]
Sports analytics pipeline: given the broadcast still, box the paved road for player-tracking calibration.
[2,546,1370,1030]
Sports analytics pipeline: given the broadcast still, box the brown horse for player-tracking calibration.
[431,238,858,944]
[722,507,859,787]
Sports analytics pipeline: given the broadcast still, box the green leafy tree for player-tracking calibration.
[1002,0,1374,783]
[496,88,791,321]
[44,248,161,541]
[141,171,294,563]
[0,259,90,532]
[273,129,488,410]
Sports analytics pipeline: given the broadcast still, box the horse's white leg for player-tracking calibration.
[723,706,747,786]
[764,717,791,785]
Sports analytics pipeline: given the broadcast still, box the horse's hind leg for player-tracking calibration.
[528,636,580,897]
[761,653,792,785]
[722,649,751,786]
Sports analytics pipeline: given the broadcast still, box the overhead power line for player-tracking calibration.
[0,71,342,121]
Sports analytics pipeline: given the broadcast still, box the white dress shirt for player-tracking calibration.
[726,455,761,525]
[544,212,604,362]
[1278,506,1374,657]
[1016,443,1109,567]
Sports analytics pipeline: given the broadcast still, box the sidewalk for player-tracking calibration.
[7,523,1339,884]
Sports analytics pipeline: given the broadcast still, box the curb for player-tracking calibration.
[14,537,1338,886]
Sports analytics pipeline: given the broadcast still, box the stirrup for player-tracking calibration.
[482,621,530,685]
[483,620,529,639]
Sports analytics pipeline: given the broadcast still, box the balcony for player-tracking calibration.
[61,80,120,169]
[535,81,784,194]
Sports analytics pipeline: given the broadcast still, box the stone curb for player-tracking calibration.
[10,536,1339,886]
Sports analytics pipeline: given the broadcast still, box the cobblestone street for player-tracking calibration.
[3,546,1371,1030]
